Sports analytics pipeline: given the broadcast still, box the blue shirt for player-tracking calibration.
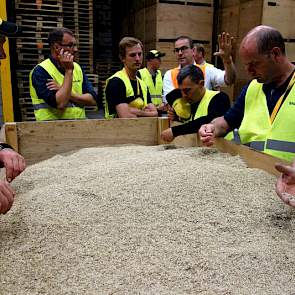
[31,55,98,108]
[224,72,294,129]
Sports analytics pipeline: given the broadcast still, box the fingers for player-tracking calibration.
[275,163,293,174]
[199,124,215,146]
[46,80,60,90]
[161,128,174,142]
[1,150,26,182]
[0,181,15,214]
[275,163,295,185]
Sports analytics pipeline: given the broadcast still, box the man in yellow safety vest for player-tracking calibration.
[199,25,295,163]
[138,50,165,112]
[29,27,97,121]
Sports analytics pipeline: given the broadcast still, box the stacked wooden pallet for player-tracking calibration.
[14,0,95,121]
[15,0,63,121]
[62,0,94,74]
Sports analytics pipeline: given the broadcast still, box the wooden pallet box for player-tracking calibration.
[0,118,289,177]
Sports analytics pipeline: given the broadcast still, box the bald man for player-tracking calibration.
[199,25,295,163]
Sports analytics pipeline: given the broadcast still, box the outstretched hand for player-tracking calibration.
[275,162,295,207]
[213,32,234,63]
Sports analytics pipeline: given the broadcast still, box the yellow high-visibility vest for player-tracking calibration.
[226,77,295,161]
[138,68,163,106]
[104,68,148,119]
[29,58,85,121]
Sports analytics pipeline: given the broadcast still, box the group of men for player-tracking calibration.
[0,19,295,213]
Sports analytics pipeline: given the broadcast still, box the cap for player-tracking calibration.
[0,18,21,37]
[146,49,165,60]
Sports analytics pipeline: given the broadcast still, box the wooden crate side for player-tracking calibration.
[134,4,157,45]
[218,5,240,37]
[9,118,159,165]
[262,0,295,39]
[238,0,263,39]
[4,118,289,177]
[3,123,19,152]
[170,133,289,176]
[156,3,213,41]
[214,138,290,176]
[286,42,295,63]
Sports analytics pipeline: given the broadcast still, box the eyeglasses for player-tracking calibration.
[59,43,78,49]
[173,46,190,53]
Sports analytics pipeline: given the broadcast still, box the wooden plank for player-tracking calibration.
[5,118,159,165]
[170,133,289,176]
[285,42,295,63]
[262,0,295,39]
[157,117,170,144]
[3,123,19,152]
[157,3,213,40]
[213,138,290,176]
[3,118,291,177]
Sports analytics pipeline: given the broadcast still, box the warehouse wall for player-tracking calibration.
[219,0,295,99]
[6,0,295,120]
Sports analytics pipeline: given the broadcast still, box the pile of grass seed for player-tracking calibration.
[1,145,295,295]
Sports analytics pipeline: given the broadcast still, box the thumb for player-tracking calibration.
[275,163,294,175]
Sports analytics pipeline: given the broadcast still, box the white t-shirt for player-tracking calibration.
[162,62,225,103]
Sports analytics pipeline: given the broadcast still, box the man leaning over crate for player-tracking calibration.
[0,19,26,214]
[104,37,158,118]
[29,27,97,121]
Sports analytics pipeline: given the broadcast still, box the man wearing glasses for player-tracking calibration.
[163,34,236,104]
[29,27,97,121]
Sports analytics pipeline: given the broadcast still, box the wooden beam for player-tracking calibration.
[3,122,18,152]
[5,118,159,165]
[3,118,290,177]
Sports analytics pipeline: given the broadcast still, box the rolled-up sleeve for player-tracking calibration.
[31,65,58,108]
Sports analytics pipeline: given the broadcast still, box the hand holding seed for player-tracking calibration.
[275,161,295,207]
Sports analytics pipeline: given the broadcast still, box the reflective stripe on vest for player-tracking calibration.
[33,102,75,110]
[229,77,295,161]
[29,58,85,121]
[104,68,148,119]
[138,68,163,106]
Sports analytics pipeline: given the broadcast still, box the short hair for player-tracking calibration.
[194,43,205,57]
[177,64,204,85]
[119,37,143,60]
[175,36,194,48]
[48,27,74,47]
[256,27,285,55]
